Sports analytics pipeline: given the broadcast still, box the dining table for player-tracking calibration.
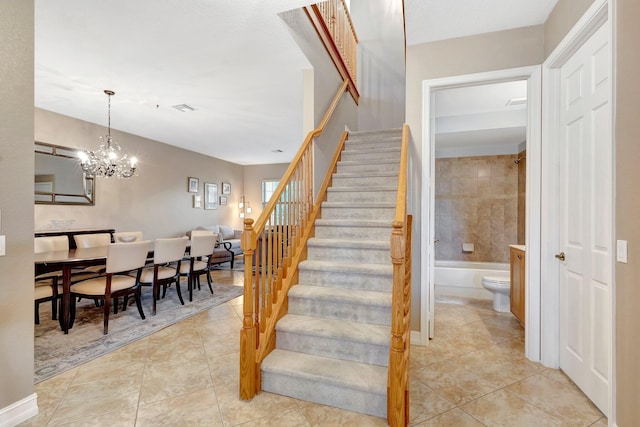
[34,246,110,334]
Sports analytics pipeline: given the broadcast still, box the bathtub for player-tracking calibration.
[434,260,510,300]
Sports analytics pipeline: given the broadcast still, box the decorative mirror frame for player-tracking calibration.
[35,141,95,206]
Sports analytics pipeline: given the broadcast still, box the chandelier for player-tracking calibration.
[78,90,137,179]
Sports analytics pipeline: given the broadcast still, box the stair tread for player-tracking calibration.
[307,237,389,249]
[343,146,400,154]
[290,284,392,304]
[262,349,387,394]
[299,259,393,275]
[337,158,400,166]
[277,314,390,345]
[333,171,398,178]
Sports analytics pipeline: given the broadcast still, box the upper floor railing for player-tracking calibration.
[305,0,359,103]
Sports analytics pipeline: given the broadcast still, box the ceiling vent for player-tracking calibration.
[505,97,527,107]
[172,104,195,112]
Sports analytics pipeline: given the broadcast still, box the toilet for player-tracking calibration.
[481,275,511,312]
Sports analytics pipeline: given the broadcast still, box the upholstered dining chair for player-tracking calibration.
[34,277,62,324]
[139,237,188,315]
[179,233,217,302]
[73,233,112,275]
[69,240,151,335]
[33,235,98,323]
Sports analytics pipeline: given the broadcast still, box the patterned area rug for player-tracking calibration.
[34,281,243,383]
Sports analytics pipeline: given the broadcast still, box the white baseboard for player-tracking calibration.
[0,393,38,427]
[411,329,426,346]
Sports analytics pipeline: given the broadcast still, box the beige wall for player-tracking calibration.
[0,0,35,414]
[405,25,544,329]
[35,109,245,238]
[615,0,640,422]
[517,150,526,245]
[434,155,518,263]
[544,0,596,56]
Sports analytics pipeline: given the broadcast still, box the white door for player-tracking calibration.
[558,21,611,415]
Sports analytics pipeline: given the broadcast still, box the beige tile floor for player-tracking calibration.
[22,271,607,426]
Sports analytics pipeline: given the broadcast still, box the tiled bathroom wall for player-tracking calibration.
[435,154,518,263]
[517,150,526,245]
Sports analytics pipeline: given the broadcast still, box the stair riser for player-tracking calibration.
[332,175,398,187]
[298,269,392,292]
[276,331,389,366]
[261,371,387,418]
[348,131,401,141]
[341,151,400,162]
[288,296,391,326]
[321,206,395,220]
[307,246,390,264]
[337,162,399,174]
[345,140,400,150]
[314,225,392,240]
[326,190,396,203]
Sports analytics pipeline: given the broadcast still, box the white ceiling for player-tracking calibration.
[35,0,558,165]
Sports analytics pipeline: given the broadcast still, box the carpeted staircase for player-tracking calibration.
[261,128,402,418]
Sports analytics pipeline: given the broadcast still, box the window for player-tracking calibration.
[262,179,279,207]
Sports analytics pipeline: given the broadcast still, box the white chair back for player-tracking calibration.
[105,241,152,274]
[113,231,143,243]
[153,237,188,264]
[189,234,217,258]
[34,235,69,253]
[74,233,112,248]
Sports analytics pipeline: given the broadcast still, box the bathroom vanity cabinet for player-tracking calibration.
[509,246,526,326]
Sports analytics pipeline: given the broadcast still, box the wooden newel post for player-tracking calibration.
[240,218,258,400]
[388,220,407,426]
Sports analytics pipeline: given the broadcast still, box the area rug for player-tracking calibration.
[34,282,244,383]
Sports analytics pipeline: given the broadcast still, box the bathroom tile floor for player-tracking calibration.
[22,271,607,426]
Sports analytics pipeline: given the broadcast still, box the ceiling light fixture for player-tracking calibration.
[78,90,137,179]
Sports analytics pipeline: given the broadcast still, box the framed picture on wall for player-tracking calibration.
[188,177,199,193]
[193,195,202,208]
[204,182,218,210]
[222,182,231,195]
[220,196,227,205]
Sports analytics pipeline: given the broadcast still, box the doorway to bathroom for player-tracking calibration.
[419,66,543,362]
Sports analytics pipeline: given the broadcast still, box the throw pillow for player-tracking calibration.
[219,225,235,240]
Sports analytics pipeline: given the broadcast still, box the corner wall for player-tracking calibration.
[614,0,640,422]
[0,0,36,421]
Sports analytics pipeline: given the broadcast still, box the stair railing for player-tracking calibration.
[388,124,411,426]
[305,0,359,103]
[239,80,350,400]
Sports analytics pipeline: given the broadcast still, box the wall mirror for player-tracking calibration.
[35,141,95,205]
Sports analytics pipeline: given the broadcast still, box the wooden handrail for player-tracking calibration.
[305,0,359,103]
[388,124,411,426]
[239,80,350,400]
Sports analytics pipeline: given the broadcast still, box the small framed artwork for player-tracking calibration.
[204,182,218,210]
[188,177,199,193]
[220,196,227,206]
[222,182,231,195]
[192,195,202,208]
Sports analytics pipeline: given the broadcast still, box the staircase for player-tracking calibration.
[260,128,402,418]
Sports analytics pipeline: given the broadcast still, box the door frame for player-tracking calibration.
[541,0,614,419]
[419,65,543,361]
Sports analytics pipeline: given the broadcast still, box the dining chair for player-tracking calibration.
[139,237,188,315]
[34,277,62,324]
[73,233,112,275]
[179,233,217,302]
[69,240,152,335]
[33,236,100,322]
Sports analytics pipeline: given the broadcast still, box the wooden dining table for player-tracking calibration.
[35,246,110,334]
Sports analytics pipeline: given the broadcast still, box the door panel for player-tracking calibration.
[558,21,611,415]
